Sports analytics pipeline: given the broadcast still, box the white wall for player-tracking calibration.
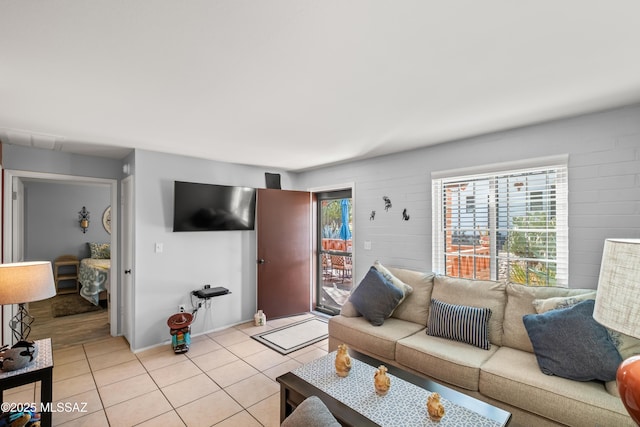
[294,104,640,289]
[2,144,123,180]
[130,149,293,350]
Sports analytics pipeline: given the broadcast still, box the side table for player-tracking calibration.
[0,338,54,427]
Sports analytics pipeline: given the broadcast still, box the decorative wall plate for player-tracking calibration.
[103,206,111,234]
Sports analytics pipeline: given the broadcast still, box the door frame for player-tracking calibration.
[2,169,120,338]
[121,175,134,346]
[307,182,355,310]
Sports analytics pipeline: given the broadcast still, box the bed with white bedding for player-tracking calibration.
[79,243,111,306]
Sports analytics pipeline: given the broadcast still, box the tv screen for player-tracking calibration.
[173,181,257,231]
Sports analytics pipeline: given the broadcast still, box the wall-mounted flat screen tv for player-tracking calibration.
[173,181,257,231]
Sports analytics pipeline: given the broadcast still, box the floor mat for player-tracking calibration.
[252,317,328,355]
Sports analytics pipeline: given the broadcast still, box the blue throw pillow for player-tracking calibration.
[427,299,492,350]
[523,299,622,382]
[349,267,404,326]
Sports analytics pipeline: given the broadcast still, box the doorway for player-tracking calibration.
[2,170,119,347]
[315,188,353,315]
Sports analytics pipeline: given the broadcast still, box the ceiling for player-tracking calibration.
[2,1,640,172]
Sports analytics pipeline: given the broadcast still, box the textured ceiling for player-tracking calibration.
[2,1,640,171]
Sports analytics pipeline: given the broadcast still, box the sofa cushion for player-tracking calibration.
[373,261,413,309]
[349,267,405,326]
[503,283,595,353]
[339,300,360,317]
[523,300,621,382]
[388,267,434,325]
[533,292,640,360]
[427,299,492,350]
[328,316,424,361]
[480,347,632,426]
[431,276,506,346]
[396,332,498,391]
[532,291,597,313]
[608,330,640,360]
[606,380,621,397]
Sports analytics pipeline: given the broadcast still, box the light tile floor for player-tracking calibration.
[4,313,327,426]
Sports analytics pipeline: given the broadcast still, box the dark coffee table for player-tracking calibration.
[277,349,511,426]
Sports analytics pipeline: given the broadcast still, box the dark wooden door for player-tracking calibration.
[257,189,311,319]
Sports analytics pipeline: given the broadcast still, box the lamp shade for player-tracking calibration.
[0,261,56,304]
[593,239,640,338]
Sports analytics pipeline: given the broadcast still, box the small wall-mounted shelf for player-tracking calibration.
[192,287,230,299]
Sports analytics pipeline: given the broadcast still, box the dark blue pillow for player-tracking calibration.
[349,267,403,326]
[523,299,622,382]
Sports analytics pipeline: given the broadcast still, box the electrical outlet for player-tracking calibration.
[178,304,186,313]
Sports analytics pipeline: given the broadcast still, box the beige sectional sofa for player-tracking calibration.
[328,267,634,427]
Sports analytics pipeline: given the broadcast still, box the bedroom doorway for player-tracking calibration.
[2,169,119,347]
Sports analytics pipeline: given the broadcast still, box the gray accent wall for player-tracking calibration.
[293,104,640,289]
[24,180,111,262]
[130,149,294,350]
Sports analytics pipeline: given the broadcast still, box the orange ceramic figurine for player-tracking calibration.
[335,344,352,377]
[427,392,445,421]
[374,365,391,396]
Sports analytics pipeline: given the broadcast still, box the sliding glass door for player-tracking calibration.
[316,189,352,315]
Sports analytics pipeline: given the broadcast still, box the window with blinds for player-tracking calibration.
[432,161,568,287]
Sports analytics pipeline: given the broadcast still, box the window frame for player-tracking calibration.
[432,156,569,287]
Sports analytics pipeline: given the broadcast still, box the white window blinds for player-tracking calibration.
[432,160,568,287]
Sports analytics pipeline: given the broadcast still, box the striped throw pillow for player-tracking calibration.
[427,299,492,350]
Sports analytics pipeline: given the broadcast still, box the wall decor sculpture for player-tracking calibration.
[402,208,410,221]
[102,206,112,234]
[383,196,392,211]
[78,207,90,233]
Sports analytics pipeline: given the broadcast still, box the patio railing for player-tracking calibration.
[445,245,490,280]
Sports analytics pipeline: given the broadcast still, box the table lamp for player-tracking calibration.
[593,239,640,425]
[0,261,56,342]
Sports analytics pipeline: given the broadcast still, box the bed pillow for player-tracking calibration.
[89,242,111,259]
[427,299,492,350]
[348,267,404,326]
[523,299,622,382]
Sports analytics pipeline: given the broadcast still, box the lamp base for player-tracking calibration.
[9,303,34,342]
[618,355,640,425]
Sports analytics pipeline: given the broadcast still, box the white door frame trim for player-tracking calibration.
[2,169,119,338]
